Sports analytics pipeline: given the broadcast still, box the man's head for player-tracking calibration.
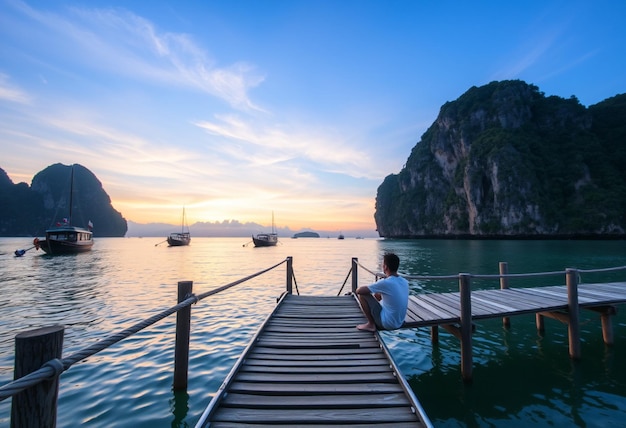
[383,252,400,273]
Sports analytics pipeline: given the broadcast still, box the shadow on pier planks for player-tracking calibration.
[196,294,432,427]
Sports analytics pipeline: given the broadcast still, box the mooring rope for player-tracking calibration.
[0,258,288,402]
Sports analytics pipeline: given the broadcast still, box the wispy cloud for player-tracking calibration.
[0,73,30,103]
[9,0,264,110]
[194,114,381,179]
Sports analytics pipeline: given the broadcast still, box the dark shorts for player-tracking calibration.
[363,294,384,329]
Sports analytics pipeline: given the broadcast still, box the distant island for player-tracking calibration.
[292,231,320,238]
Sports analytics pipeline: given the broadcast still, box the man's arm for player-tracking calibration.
[355,285,371,295]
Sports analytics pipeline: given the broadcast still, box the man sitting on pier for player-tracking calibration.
[355,252,409,332]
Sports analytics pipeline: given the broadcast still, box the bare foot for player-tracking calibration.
[356,322,376,332]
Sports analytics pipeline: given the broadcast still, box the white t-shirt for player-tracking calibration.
[368,275,409,329]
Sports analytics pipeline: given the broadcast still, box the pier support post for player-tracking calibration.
[601,309,615,345]
[286,257,293,294]
[566,269,581,359]
[174,281,192,390]
[499,262,510,328]
[12,325,64,428]
[351,258,358,293]
[430,326,439,343]
[536,313,545,333]
[459,273,473,382]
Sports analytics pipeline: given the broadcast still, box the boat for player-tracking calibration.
[338,232,345,240]
[37,165,94,255]
[167,207,191,246]
[252,212,278,247]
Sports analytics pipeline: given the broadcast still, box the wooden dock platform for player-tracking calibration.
[403,281,626,327]
[195,293,433,427]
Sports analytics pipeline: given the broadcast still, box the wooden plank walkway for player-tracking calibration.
[196,294,432,427]
[403,282,626,327]
[196,280,626,426]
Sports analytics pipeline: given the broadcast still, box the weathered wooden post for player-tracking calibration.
[459,273,473,382]
[566,268,581,359]
[351,257,358,293]
[430,325,439,343]
[536,312,545,334]
[173,281,192,391]
[12,325,64,428]
[286,256,293,294]
[499,262,510,328]
[600,307,615,345]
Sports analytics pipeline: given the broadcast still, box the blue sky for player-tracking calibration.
[1,0,625,236]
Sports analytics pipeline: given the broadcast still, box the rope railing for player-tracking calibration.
[355,260,626,282]
[0,258,288,403]
[292,271,300,295]
[354,260,626,292]
[577,265,626,274]
[355,261,380,278]
[336,267,353,296]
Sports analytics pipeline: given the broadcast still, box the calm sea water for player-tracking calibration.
[1,237,625,427]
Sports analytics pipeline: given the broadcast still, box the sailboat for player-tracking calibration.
[252,212,278,247]
[167,207,191,246]
[37,165,94,255]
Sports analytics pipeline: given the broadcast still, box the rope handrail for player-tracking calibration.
[291,271,300,295]
[355,260,380,278]
[355,261,626,281]
[0,258,288,402]
[577,265,626,274]
[336,267,352,296]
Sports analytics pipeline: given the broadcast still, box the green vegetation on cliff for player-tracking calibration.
[375,80,626,238]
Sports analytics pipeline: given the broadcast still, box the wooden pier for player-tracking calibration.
[197,260,626,426]
[402,271,626,381]
[195,293,433,427]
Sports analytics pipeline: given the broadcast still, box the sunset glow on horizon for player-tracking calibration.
[1,1,625,234]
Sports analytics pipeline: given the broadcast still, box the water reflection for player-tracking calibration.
[170,389,190,428]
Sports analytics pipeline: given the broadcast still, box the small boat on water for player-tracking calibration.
[37,165,94,255]
[338,232,345,240]
[252,212,278,247]
[167,207,191,246]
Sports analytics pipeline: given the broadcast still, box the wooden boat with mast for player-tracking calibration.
[252,212,278,247]
[37,164,94,255]
[167,207,191,246]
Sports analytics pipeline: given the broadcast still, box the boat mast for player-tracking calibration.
[69,164,74,226]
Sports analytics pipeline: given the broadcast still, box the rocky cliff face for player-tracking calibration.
[375,80,626,238]
[0,163,127,237]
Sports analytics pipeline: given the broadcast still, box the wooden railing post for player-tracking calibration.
[174,281,192,391]
[459,273,473,382]
[351,258,358,293]
[566,268,581,359]
[12,325,64,428]
[286,257,293,294]
[499,262,510,328]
